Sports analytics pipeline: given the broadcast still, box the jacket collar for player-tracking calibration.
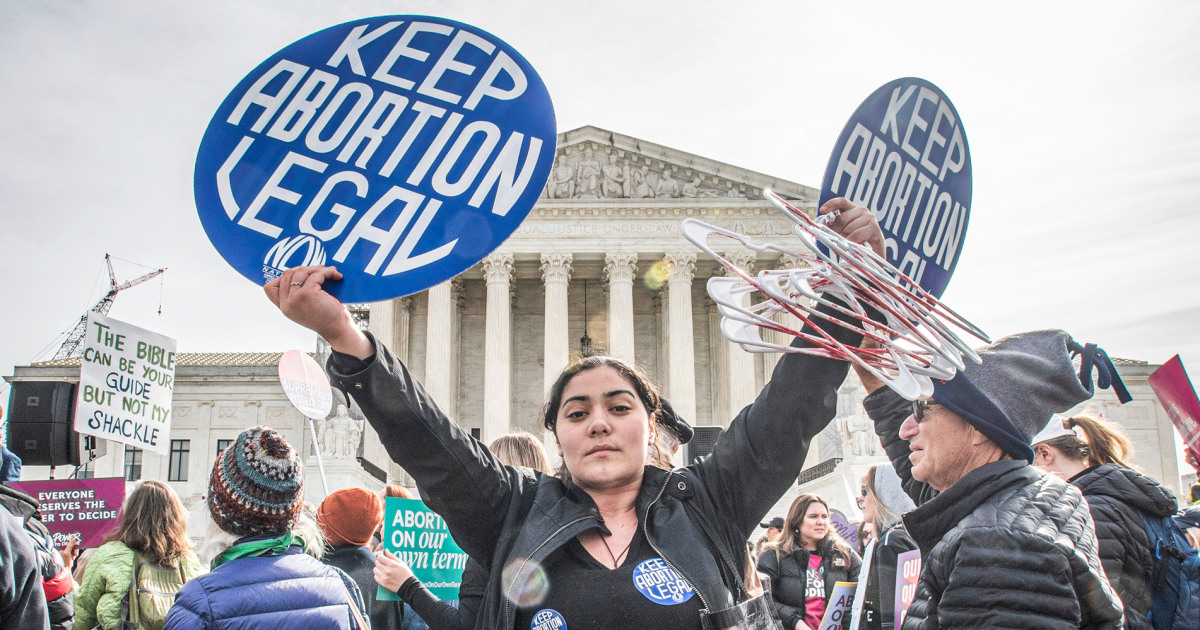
[903,459,1037,556]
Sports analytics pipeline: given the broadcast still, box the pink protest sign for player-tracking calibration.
[1148,355,1200,466]
[894,549,921,628]
[10,477,125,549]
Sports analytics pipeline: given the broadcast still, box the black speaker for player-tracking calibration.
[684,426,724,464]
[6,381,105,467]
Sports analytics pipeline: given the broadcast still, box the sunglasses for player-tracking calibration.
[911,399,938,422]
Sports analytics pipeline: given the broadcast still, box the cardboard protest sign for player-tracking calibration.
[849,540,875,630]
[195,16,557,302]
[379,497,467,601]
[821,78,971,298]
[74,314,176,456]
[277,349,332,419]
[9,478,124,549]
[894,549,922,628]
[818,581,857,630]
[1148,355,1200,465]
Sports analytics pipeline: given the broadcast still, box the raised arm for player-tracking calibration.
[691,198,885,535]
[266,266,518,561]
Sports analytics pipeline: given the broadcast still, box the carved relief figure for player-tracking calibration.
[724,182,745,198]
[575,148,601,197]
[631,165,654,199]
[655,168,681,198]
[601,156,628,198]
[845,413,878,456]
[547,156,575,199]
[681,177,702,198]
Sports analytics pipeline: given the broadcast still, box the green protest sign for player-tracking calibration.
[379,497,467,601]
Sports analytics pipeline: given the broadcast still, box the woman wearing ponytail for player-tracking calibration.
[1032,413,1179,630]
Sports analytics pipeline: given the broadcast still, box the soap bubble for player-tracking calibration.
[502,557,549,608]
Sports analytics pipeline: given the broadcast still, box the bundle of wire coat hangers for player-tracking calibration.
[682,189,990,401]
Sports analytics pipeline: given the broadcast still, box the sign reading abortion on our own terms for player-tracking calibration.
[195,16,557,302]
[820,78,972,298]
[380,497,467,601]
[9,478,125,549]
[74,314,177,456]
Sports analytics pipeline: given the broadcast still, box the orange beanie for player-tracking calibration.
[317,487,383,547]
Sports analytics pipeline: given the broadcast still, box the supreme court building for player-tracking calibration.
[363,125,819,451]
[6,126,1187,522]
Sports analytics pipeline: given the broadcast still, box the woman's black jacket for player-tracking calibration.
[757,538,862,628]
[326,307,859,629]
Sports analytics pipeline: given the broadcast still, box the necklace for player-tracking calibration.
[598,532,634,569]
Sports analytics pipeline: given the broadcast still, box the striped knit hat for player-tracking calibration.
[208,426,304,537]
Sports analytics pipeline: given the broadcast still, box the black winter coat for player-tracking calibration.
[323,543,404,630]
[1070,463,1178,630]
[327,305,858,630]
[757,539,861,629]
[865,387,1124,630]
[858,525,917,630]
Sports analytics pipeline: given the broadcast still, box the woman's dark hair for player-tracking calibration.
[1044,414,1134,469]
[105,480,192,565]
[540,355,661,433]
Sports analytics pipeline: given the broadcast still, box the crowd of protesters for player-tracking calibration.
[1,196,1199,629]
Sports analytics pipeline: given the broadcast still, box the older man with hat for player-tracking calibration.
[855,330,1127,630]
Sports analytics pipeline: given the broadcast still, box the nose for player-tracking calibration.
[586,408,612,436]
[899,413,919,441]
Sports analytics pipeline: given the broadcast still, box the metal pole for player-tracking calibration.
[307,417,328,496]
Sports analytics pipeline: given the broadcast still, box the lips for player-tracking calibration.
[586,444,618,455]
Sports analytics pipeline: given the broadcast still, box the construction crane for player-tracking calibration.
[52,254,167,360]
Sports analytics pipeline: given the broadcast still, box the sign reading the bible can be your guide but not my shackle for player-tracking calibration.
[74,314,177,456]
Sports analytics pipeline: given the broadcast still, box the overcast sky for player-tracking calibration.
[2,1,1198,424]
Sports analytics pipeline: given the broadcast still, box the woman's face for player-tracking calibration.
[555,366,654,492]
[798,502,830,548]
[860,486,878,524]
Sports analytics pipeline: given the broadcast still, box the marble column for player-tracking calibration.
[604,252,638,364]
[393,297,413,363]
[723,251,758,419]
[482,252,514,443]
[664,251,697,424]
[425,282,455,406]
[541,253,573,394]
[366,300,394,351]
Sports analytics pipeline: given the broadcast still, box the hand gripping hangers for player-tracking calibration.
[681,190,990,401]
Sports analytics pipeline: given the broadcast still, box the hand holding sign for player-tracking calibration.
[265,265,373,359]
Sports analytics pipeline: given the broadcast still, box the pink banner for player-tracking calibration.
[1148,355,1200,466]
[10,477,125,549]
[894,549,921,628]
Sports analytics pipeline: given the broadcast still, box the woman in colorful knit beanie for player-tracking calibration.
[165,426,369,630]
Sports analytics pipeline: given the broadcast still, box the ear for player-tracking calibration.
[647,422,658,447]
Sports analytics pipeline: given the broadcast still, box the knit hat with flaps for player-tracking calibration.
[208,426,304,537]
[931,330,1130,463]
[317,487,383,547]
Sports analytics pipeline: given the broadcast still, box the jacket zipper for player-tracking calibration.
[503,515,594,625]
[643,475,711,612]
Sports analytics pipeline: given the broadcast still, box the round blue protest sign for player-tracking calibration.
[195,16,556,302]
[632,557,696,605]
[819,78,971,298]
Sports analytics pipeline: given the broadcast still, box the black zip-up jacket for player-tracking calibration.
[327,308,857,629]
[756,538,862,628]
[1070,463,1178,630]
[865,386,1124,630]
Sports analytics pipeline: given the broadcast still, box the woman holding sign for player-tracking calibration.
[757,494,861,630]
[265,199,883,629]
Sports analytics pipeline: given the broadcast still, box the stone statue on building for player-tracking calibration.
[631,165,654,199]
[325,404,360,459]
[547,156,575,199]
[601,156,628,198]
[575,148,601,197]
[655,168,681,198]
[844,412,879,457]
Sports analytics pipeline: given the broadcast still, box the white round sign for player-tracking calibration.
[277,349,333,419]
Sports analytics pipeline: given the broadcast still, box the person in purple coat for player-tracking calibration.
[165,426,369,630]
